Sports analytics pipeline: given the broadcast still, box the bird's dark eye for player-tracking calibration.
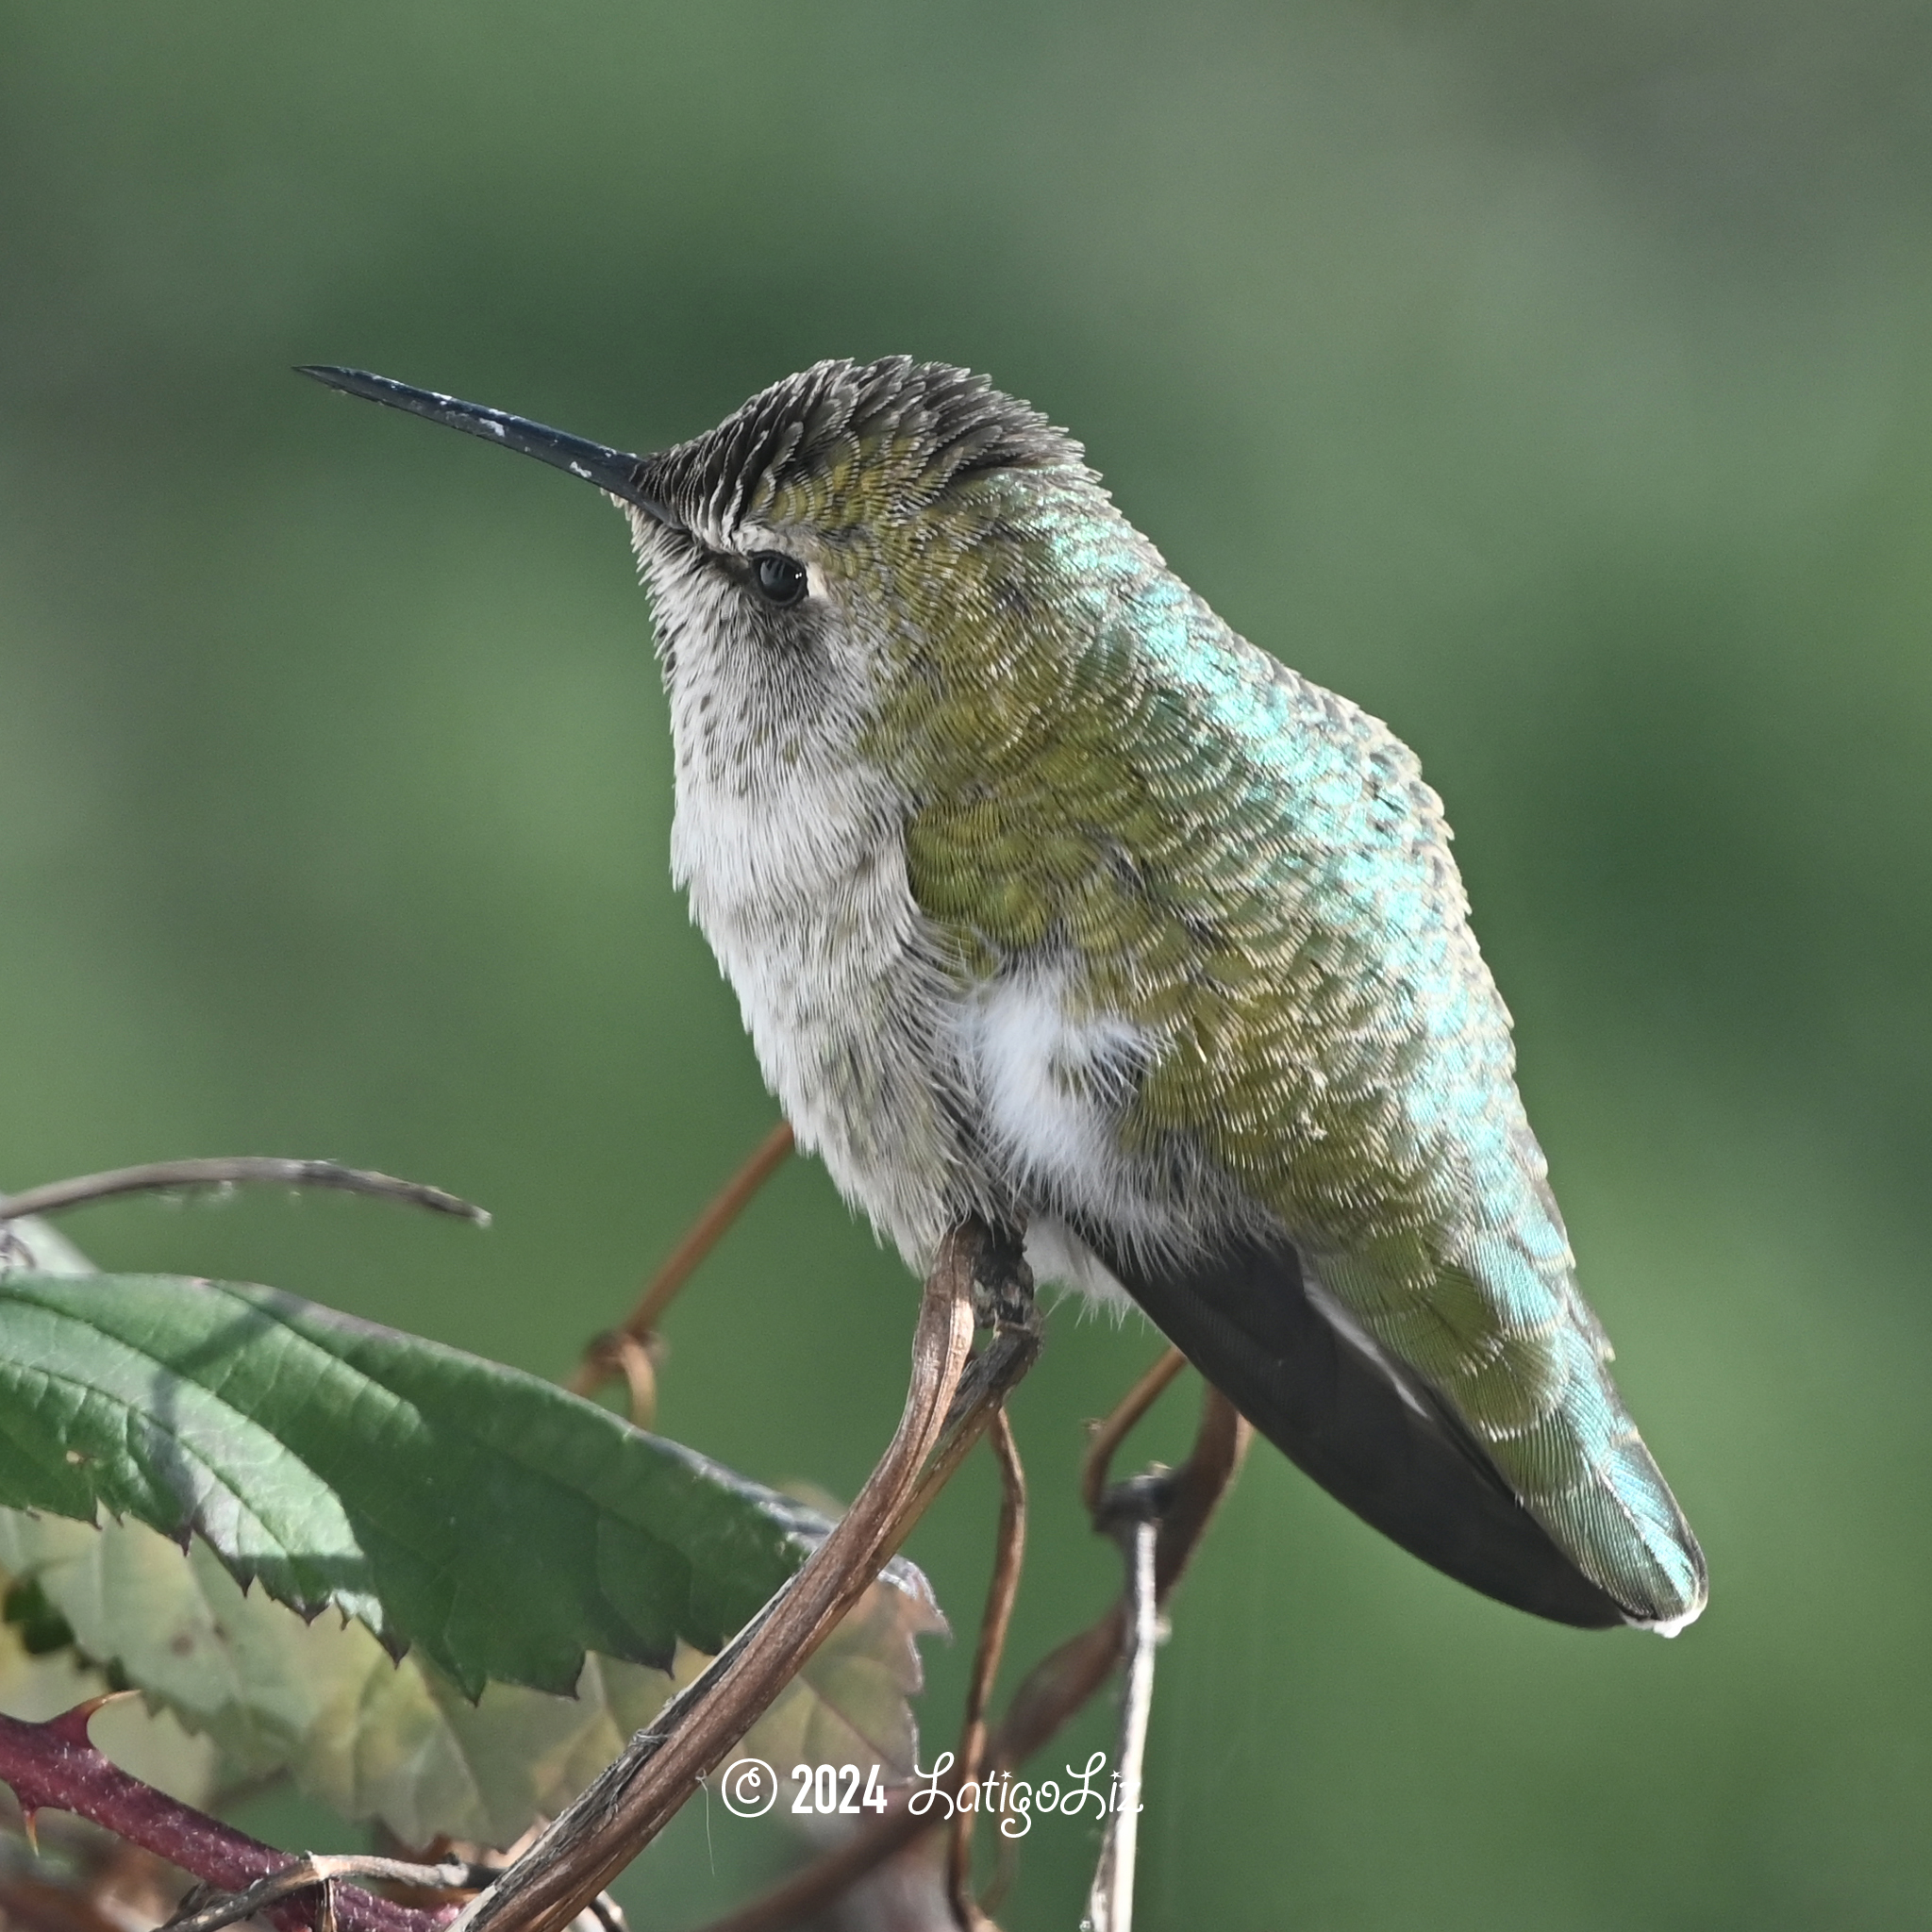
[749,551,808,608]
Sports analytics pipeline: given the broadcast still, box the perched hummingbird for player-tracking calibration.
[304,357,1706,1634]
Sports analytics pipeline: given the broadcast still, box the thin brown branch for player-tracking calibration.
[455,1222,995,1932]
[946,1409,1026,1932]
[992,1386,1250,1770]
[688,1381,1252,1932]
[1146,1387,1251,1601]
[894,1316,1042,1541]
[0,1160,488,1229]
[576,1331,660,1429]
[1079,1347,1187,1516]
[568,1123,792,1399]
[0,1704,448,1932]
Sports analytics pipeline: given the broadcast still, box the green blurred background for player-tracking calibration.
[4,2,1930,1924]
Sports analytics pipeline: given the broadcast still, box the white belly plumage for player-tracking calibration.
[672,761,1157,1309]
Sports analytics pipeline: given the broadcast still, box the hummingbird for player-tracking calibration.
[303,357,1706,1634]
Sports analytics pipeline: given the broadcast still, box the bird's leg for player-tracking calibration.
[969,1221,1036,1331]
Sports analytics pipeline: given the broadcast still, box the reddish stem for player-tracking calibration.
[0,1705,450,1932]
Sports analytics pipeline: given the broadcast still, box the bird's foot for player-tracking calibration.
[970,1221,1037,1332]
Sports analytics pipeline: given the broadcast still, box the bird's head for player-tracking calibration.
[303,358,1141,800]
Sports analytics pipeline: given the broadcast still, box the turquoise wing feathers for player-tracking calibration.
[900,520,1706,1627]
[1119,588,1705,1624]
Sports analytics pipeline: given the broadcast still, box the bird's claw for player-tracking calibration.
[970,1222,1037,1331]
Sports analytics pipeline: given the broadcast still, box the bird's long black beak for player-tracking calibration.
[298,366,675,525]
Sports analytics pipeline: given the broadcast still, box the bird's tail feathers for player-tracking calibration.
[1094,1230,1706,1630]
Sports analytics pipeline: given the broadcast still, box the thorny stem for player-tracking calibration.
[568,1123,793,1402]
[687,1382,1252,1932]
[946,1409,1027,1932]
[0,1160,487,1229]
[453,1223,1012,1932]
[0,1705,448,1932]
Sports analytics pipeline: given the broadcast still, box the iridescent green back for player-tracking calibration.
[857,466,1703,1626]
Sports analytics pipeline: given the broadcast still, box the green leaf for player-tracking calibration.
[0,1271,831,1697]
[0,1509,945,1850]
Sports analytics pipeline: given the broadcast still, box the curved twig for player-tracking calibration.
[454,1222,995,1932]
[896,1317,1043,1540]
[569,1123,792,1399]
[577,1331,661,1429]
[0,1159,488,1228]
[1079,1347,1187,1516]
[688,1382,1251,1932]
[947,1408,1027,1931]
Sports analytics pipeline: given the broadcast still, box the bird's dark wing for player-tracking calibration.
[1089,1230,1631,1627]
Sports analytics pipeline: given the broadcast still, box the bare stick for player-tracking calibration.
[999,1387,1250,1764]
[455,1224,988,1932]
[1083,1481,1165,1932]
[161,1857,491,1932]
[0,1159,487,1228]
[633,1313,1040,1787]
[569,1123,792,1399]
[0,1703,443,1932]
[1079,1347,1187,1516]
[689,1382,1251,1932]
[946,1408,1027,1931]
